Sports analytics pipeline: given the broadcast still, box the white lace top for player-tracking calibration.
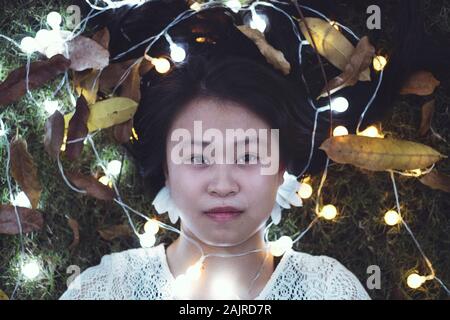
[60,244,371,300]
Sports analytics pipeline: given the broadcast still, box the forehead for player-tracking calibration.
[169,97,271,132]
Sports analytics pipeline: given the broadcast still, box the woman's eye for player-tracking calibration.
[237,153,258,165]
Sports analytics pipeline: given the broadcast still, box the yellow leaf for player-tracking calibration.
[319,135,446,171]
[299,17,370,82]
[64,97,138,133]
[0,289,9,300]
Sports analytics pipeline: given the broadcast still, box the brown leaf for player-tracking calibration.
[67,35,110,71]
[98,224,133,241]
[67,217,80,251]
[65,95,89,161]
[120,60,142,102]
[237,25,291,75]
[419,170,450,193]
[113,119,133,144]
[0,289,9,300]
[419,99,435,136]
[0,205,44,234]
[98,60,136,93]
[318,36,375,98]
[66,172,115,201]
[72,69,100,105]
[44,110,65,160]
[0,54,70,106]
[400,71,440,96]
[10,135,42,209]
[91,27,110,50]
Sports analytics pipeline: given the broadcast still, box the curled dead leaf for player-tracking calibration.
[120,60,142,102]
[44,110,65,160]
[0,205,44,235]
[66,172,115,201]
[419,170,450,193]
[400,71,440,96]
[319,36,375,98]
[65,95,89,161]
[10,135,42,209]
[0,54,70,107]
[92,27,110,50]
[237,25,291,75]
[419,99,435,136]
[99,60,136,93]
[98,224,133,241]
[319,135,446,171]
[72,69,100,105]
[67,217,80,251]
[67,35,110,71]
[113,119,133,144]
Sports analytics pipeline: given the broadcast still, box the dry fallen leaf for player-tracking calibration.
[72,69,100,105]
[400,71,440,96]
[113,119,133,144]
[98,224,133,241]
[92,27,110,50]
[0,54,70,107]
[0,289,9,300]
[44,110,65,160]
[67,35,110,71]
[318,36,375,98]
[67,217,80,251]
[319,135,446,171]
[237,25,291,75]
[99,60,136,93]
[10,135,42,209]
[120,60,142,102]
[419,170,450,193]
[66,172,115,201]
[299,17,370,82]
[419,99,435,136]
[65,95,89,161]
[0,205,44,234]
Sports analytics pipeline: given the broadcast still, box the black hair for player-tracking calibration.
[128,54,320,195]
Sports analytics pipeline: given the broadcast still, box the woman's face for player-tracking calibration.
[165,97,285,246]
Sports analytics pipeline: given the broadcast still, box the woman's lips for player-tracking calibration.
[204,207,244,222]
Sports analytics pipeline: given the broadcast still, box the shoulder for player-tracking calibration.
[60,244,169,300]
[263,249,371,300]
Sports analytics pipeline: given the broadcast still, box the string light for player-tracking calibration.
[319,204,338,220]
[330,20,340,30]
[332,125,349,137]
[210,274,238,299]
[384,210,401,226]
[98,175,112,188]
[22,259,40,280]
[170,43,186,63]
[106,160,122,177]
[145,55,171,74]
[298,182,313,199]
[358,125,384,138]
[20,37,38,55]
[373,55,387,72]
[249,7,267,33]
[11,191,32,208]
[225,0,242,13]
[269,235,293,257]
[139,232,156,248]
[407,273,427,289]
[144,219,160,235]
[329,97,349,113]
[46,11,62,30]
[43,100,59,114]
[189,2,202,12]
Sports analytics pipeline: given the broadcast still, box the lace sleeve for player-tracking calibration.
[325,257,371,300]
[59,255,112,300]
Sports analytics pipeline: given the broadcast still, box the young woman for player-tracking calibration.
[60,54,370,300]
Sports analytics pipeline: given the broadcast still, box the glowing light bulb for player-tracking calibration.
[330,21,340,30]
[12,191,32,208]
[384,210,401,226]
[35,29,51,51]
[211,274,238,299]
[225,0,242,13]
[151,57,171,74]
[98,176,112,188]
[144,219,159,235]
[333,125,349,137]
[373,55,387,71]
[173,274,192,299]
[170,43,186,63]
[47,11,62,30]
[330,97,349,113]
[269,236,293,257]
[249,10,267,33]
[359,125,383,138]
[20,37,38,54]
[22,260,40,280]
[319,204,337,220]
[186,259,203,281]
[298,183,313,199]
[407,273,426,289]
[43,100,59,114]
[190,2,202,11]
[139,232,156,248]
[106,160,122,177]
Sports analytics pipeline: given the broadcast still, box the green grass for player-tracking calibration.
[0,0,449,300]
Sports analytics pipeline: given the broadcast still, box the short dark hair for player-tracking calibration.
[128,55,320,195]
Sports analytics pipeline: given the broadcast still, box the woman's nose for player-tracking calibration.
[207,165,239,197]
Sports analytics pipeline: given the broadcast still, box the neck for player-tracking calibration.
[166,224,274,299]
